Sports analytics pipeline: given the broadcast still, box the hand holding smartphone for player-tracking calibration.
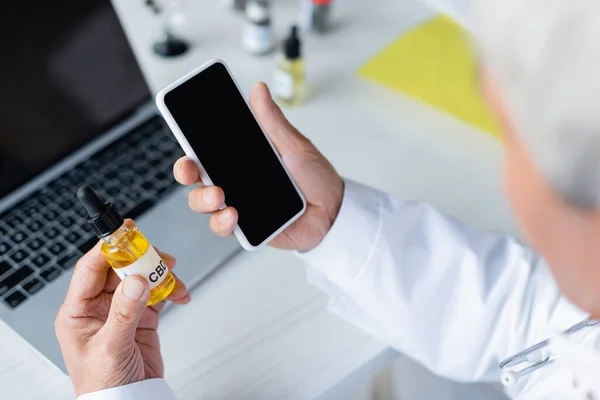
[156,60,306,251]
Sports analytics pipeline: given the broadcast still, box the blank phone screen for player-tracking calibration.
[163,62,304,246]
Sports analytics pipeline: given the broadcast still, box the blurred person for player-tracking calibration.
[55,0,600,398]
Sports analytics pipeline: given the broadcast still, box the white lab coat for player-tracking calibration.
[79,180,596,400]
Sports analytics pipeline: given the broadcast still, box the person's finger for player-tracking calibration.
[174,156,202,185]
[156,249,177,268]
[149,301,166,314]
[209,207,238,237]
[158,249,174,258]
[65,241,110,303]
[249,82,309,157]
[103,249,177,293]
[172,292,191,305]
[103,269,122,293]
[166,274,191,305]
[188,186,225,214]
[138,304,162,330]
[100,275,150,345]
[133,277,188,331]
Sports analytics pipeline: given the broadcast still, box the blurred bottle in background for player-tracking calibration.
[223,0,247,12]
[273,26,306,107]
[300,0,333,33]
[145,0,190,57]
[242,0,275,55]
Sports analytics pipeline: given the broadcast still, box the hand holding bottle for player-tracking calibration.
[77,186,178,305]
[55,237,190,397]
[173,82,344,252]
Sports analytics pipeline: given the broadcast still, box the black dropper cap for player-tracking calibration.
[284,25,301,60]
[77,185,124,238]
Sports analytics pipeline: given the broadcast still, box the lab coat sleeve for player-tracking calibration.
[300,180,587,383]
[77,379,177,400]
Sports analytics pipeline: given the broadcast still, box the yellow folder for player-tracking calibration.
[358,15,501,138]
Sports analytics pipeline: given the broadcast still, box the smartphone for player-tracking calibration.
[156,59,306,251]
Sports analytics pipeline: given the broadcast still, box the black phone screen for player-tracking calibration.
[163,62,305,247]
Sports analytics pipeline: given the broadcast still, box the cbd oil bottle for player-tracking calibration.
[77,185,176,306]
[242,0,274,55]
[273,25,306,106]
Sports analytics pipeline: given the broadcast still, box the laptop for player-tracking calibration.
[0,0,241,372]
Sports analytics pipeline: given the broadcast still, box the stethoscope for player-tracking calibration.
[499,317,600,387]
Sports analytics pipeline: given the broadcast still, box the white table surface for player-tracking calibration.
[1,0,518,398]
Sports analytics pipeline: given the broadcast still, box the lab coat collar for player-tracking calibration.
[550,332,600,398]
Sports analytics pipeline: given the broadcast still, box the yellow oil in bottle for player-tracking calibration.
[273,25,306,107]
[78,185,178,306]
[101,224,176,306]
[274,56,306,107]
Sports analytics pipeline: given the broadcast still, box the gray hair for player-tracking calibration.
[470,0,600,208]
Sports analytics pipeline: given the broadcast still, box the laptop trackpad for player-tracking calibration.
[135,187,242,289]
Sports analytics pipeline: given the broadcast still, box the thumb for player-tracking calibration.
[249,82,309,156]
[102,275,149,343]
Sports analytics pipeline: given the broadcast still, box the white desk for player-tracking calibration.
[1,0,516,398]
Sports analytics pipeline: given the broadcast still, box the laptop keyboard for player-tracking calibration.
[0,116,184,309]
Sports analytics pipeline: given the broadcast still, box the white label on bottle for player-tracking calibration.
[273,70,294,100]
[243,24,274,54]
[112,246,168,289]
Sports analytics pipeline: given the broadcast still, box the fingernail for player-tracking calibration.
[123,277,146,300]
[256,82,271,101]
[261,81,271,93]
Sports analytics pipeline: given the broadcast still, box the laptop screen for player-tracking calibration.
[0,0,151,198]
